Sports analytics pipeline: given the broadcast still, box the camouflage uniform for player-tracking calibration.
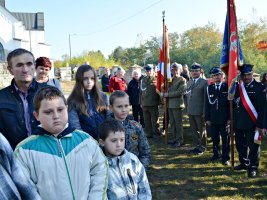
[109,114,151,169]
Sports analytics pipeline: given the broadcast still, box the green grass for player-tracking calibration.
[147,125,267,200]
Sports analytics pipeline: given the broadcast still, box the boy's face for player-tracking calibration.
[110,96,129,121]
[33,97,68,136]
[100,131,125,157]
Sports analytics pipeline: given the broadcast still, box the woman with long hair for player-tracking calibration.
[67,64,109,140]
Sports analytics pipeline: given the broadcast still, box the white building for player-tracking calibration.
[0,0,50,61]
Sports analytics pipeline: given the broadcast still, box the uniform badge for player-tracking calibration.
[131,134,139,141]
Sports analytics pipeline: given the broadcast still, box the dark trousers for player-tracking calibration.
[211,124,230,162]
[235,129,260,171]
[132,105,144,127]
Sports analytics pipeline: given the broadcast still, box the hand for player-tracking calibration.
[163,97,167,103]
[262,129,267,137]
[206,121,212,126]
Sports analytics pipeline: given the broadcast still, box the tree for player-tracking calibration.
[238,19,267,74]
[174,23,222,75]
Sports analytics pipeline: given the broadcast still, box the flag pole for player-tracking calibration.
[229,0,236,169]
[162,11,168,144]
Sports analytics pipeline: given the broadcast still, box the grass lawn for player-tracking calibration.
[147,115,267,200]
[61,81,267,200]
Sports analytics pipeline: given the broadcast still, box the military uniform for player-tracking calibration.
[140,74,160,138]
[205,81,230,163]
[233,64,266,177]
[185,63,208,154]
[167,75,186,144]
[234,80,266,172]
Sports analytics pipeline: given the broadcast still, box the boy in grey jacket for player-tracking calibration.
[99,119,152,200]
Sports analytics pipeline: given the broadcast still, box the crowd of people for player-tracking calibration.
[0,47,267,199]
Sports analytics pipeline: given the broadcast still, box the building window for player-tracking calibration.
[0,43,4,62]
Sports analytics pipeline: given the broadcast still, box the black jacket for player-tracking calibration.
[205,82,229,125]
[0,79,44,149]
[234,80,266,130]
[127,78,141,106]
[101,75,110,92]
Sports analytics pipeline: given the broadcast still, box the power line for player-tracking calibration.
[78,0,164,37]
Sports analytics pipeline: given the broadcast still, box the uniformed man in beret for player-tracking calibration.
[140,65,160,138]
[233,64,266,178]
[185,63,208,155]
[161,63,186,147]
[205,67,230,165]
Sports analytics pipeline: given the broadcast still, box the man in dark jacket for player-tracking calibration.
[205,67,230,165]
[101,67,110,92]
[233,64,266,178]
[0,48,44,149]
[127,69,144,127]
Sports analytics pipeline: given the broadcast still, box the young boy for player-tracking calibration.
[98,119,152,199]
[14,86,108,200]
[109,90,151,169]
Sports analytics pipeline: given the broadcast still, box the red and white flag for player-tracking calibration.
[156,25,171,94]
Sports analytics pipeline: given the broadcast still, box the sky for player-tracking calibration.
[5,0,267,60]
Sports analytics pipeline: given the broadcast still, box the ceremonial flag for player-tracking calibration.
[220,0,243,94]
[156,25,171,94]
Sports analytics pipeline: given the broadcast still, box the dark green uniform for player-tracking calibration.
[140,75,160,138]
[167,76,186,144]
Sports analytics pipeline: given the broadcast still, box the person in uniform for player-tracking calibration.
[140,65,160,138]
[205,67,230,165]
[162,63,186,147]
[185,63,208,155]
[233,64,266,178]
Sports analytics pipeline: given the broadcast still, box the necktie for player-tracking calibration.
[216,85,219,90]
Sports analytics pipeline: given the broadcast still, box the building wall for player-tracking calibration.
[0,6,50,60]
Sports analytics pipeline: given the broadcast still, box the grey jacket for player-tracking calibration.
[106,149,152,200]
[186,78,208,115]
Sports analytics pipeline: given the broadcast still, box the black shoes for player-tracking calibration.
[234,164,247,171]
[222,160,230,166]
[248,170,257,178]
[190,148,204,155]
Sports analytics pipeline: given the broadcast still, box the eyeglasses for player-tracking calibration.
[191,69,200,72]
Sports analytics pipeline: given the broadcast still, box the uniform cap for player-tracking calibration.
[171,62,182,70]
[240,64,253,75]
[190,62,202,70]
[145,64,153,71]
[209,67,222,75]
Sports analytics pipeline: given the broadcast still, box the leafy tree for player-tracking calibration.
[174,23,222,75]
[238,19,267,74]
